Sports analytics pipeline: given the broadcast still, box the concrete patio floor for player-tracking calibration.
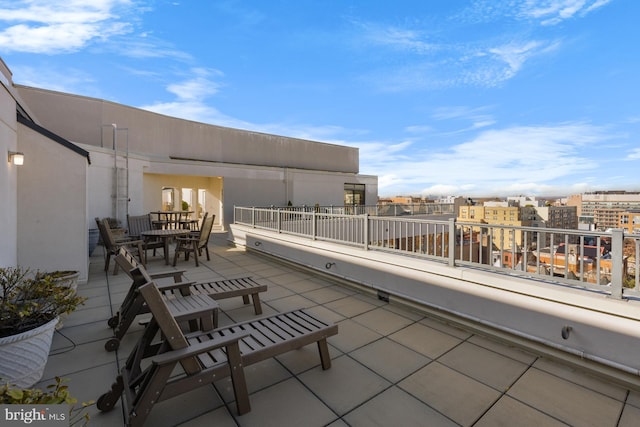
[40,233,640,426]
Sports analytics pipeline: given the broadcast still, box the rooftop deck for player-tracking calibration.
[42,233,640,426]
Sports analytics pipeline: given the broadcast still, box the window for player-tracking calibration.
[162,187,177,211]
[344,183,365,206]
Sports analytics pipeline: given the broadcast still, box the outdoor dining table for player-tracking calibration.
[140,229,190,265]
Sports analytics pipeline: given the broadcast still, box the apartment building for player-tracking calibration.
[571,191,640,229]
[619,210,640,234]
[458,204,536,251]
[534,206,578,230]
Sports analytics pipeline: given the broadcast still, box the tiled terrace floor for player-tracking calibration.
[40,233,640,426]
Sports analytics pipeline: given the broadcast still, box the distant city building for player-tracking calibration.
[507,196,544,207]
[458,204,578,251]
[483,201,509,208]
[570,191,640,229]
[458,205,537,250]
[619,210,640,234]
[534,206,578,230]
[389,196,423,204]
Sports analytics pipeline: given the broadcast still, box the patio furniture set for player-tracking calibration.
[95,243,338,426]
[96,211,215,268]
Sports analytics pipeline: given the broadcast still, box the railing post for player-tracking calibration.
[448,218,456,267]
[277,208,282,233]
[609,228,624,299]
[251,207,255,228]
[363,214,369,250]
[312,211,317,240]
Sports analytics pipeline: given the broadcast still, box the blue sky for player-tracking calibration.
[1,0,639,198]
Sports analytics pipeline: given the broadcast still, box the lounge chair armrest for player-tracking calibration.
[156,280,197,291]
[151,330,250,366]
[120,239,145,245]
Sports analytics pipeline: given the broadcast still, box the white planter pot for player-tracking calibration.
[45,271,79,330]
[48,271,79,291]
[0,317,59,388]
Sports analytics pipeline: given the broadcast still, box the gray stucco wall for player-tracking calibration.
[16,85,360,174]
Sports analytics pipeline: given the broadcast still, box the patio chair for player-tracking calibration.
[96,217,146,275]
[178,210,201,231]
[97,281,338,425]
[127,214,165,260]
[172,214,214,267]
[105,246,268,351]
[104,263,219,352]
[118,245,267,314]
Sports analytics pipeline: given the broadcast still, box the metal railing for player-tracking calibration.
[257,203,455,216]
[234,206,640,300]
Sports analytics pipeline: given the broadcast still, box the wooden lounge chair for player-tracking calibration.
[127,214,165,260]
[173,214,214,266]
[118,245,267,314]
[96,217,146,275]
[97,281,338,426]
[104,262,219,352]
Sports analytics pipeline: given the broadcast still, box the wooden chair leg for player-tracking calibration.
[251,294,263,315]
[172,242,182,266]
[105,253,112,272]
[192,241,199,267]
[128,364,174,427]
[227,341,250,415]
[317,338,332,370]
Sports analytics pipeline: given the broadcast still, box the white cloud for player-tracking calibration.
[519,0,613,25]
[457,0,613,26]
[355,123,608,196]
[0,0,134,54]
[357,22,437,55]
[626,148,640,161]
[488,40,559,76]
[166,68,223,101]
[9,64,96,94]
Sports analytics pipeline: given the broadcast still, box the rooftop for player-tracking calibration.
[43,233,640,426]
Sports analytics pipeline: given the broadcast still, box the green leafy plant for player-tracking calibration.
[0,267,86,338]
[0,376,93,426]
[35,270,77,280]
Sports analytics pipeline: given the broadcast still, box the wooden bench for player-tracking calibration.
[97,281,338,426]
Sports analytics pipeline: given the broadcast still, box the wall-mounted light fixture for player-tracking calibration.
[8,151,24,166]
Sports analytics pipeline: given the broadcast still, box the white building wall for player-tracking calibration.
[0,61,18,266]
[17,124,89,282]
[82,146,377,232]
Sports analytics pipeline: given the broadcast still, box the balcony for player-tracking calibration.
[39,228,640,425]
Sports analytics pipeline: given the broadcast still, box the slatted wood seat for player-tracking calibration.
[97,281,338,426]
[117,245,267,314]
[104,258,219,352]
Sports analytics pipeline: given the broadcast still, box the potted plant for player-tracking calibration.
[0,267,86,388]
[36,270,80,292]
[35,270,81,329]
[1,376,92,426]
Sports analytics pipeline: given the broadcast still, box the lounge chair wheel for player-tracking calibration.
[107,315,119,328]
[96,392,117,412]
[104,338,120,352]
